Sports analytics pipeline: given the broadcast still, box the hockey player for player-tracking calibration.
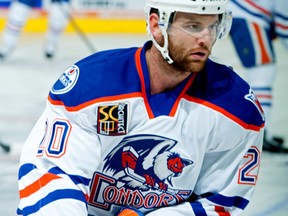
[0,0,70,59]
[228,0,288,153]
[0,140,10,154]
[17,0,265,215]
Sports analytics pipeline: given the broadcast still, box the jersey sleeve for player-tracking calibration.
[17,100,102,215]
[146,126,264,215]
[274,0,288,49]
[189,127,264,215]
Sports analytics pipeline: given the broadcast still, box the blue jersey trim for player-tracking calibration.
[49,42,264,127]
[48,167,91,186]
[18,163,37,180]
[49,47,142,108]
[190,202,208,215]
[202,192,249,210]
[185,59,264,127]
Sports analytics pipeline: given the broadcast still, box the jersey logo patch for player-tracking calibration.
[89,135,193,211]
[51,65,79,94]
[97,102,128,135]
[245,88,265,121]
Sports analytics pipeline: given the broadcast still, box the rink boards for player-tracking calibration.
[0,8,146,33]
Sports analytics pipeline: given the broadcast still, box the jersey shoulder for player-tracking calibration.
[186,59,265,128]
[49,47,142,108]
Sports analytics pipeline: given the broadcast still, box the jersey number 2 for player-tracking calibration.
[238,146,260,185]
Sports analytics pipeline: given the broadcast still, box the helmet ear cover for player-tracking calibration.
[217,10,233,39]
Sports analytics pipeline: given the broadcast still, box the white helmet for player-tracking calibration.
[145,0,232,63]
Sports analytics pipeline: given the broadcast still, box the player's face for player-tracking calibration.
[167,12,219,73]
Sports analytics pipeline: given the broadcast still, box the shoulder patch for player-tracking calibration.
[51,65,80,94]
[244,88,265,121]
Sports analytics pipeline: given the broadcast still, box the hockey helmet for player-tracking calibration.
[144,0,232,63]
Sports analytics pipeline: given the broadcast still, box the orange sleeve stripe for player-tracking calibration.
[256,94,272,99]
[215,206,231,216]
[276,22,288,30]
[245,0,271,16]
[252,23,271,64]
[19,173,61,198]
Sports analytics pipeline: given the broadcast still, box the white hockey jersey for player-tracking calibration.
[228,0,288,47]
[17,41,265,216]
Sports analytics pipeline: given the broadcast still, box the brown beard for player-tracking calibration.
[168,37,211,73]
[171,56,209,73]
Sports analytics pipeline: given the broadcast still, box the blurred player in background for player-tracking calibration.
[0,139,10,154]
[228,0,288,153]
[0,0,70,59]
[17,0,265,215]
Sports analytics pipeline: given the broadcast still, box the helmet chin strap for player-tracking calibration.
[149,22,174,64]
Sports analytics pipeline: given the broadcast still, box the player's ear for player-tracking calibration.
[148,13,162,39]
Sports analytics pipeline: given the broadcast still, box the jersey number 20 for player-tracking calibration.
[37,119,72,158]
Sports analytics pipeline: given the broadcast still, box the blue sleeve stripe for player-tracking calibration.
[203,193,249,210]
[17,189,87,215]
[260,102,271,107]
[18,164,91,187]
[189,193,249,214]
[275,32,288,38]
[48,167,91,186]
[275,12,288,20]
[252,87,272,91]
[18,163,37,180]
[190,202,208,216]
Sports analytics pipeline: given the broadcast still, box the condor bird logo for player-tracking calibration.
[103,134,193,193]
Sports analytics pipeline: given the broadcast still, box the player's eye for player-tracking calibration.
[185,24,202,33]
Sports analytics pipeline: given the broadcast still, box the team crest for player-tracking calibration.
[51,65,79,94]
[97,102,128,135]
[245,88,265,121]
[88,135,193,210]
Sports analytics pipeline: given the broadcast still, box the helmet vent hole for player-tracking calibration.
[218,7,221,10]
[202,7,205,10]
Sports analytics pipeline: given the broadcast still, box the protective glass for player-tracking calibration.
[170,22,220,41]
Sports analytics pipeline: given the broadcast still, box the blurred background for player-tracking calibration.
[0,0,287,215]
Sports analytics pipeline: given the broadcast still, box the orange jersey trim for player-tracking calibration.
[48,92,143,112]
[183,95,264,131]
[134,47,154,119]
[169,73,197,117]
